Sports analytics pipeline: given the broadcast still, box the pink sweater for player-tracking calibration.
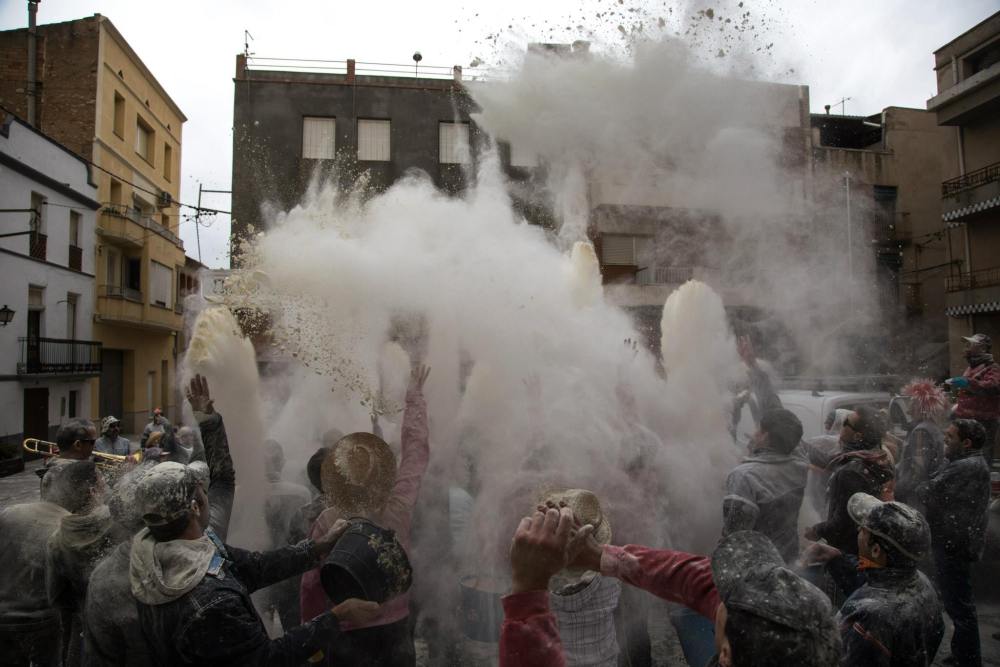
[299,386,430,630]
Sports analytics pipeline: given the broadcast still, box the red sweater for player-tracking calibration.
[955,362,1000,421]
[499,545,721,667]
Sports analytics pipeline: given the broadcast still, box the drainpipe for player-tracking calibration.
[27,0,39,126]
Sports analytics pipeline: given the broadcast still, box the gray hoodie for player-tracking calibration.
[129,528,218,605]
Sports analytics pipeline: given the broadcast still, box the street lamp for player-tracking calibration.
[0,305,14,326]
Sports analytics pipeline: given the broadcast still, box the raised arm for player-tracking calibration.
[382,365,431,532]
[187,374,236,541]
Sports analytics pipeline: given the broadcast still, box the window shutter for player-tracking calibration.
[303,117,336,159]
[358,119,391,161]
[151,261,172,307]
[601,235,637,265]
[439,122,470,164]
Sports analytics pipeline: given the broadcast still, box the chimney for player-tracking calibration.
[27,0,39,126]
[236,53,247,79]
[824,104,831,115]
[347,59,356,83]
[453,65,462,83]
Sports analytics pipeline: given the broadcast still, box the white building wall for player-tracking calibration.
[0,117,99,444]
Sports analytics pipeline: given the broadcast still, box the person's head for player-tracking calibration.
[152,408,164,425]
[839,406,885,451]
[945,419,986,458]
[963,333,991,361]
[754,409,804,455]
[900,378,949,422]
[144,431,165,450]
[101,416,121,439]
[712,532,840,667]
[56,418,97,460]
[848,493,929,570]
[136,461,211,542]
[264,439,285,482]
[43,460,105,513]
[322,432,397,514]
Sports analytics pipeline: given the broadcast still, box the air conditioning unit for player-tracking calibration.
[156,191,173,209]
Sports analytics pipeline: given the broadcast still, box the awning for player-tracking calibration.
[942,195,1000,222]
[946,300,1000,317]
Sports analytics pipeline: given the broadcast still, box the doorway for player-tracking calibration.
[100,350,124,421]
[23,387,49,445]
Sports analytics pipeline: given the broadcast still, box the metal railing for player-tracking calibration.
[946,266,1000,292]
[101,284,143,302]
[17,337,102,375]
[29,231,46,260]
[101,203,184,248]
[942,160,1000,197]
[245,56,497,81]
[68,244,82,271]
[636,265,695,285]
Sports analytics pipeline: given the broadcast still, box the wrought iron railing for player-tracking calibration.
[942,160,1000,197]
[101,284,143,302]
[29,231,46,260]
[946,266,1000,292]
[636,266,695,285]
[101,203,184,248]
[17,337,102,375]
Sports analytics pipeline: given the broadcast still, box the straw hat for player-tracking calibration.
[321,432,397,515]
[537,487,612,545]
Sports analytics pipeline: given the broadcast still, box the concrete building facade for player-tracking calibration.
[926,10,1000,373]
[0,113,100,471]
[0,14,187,431]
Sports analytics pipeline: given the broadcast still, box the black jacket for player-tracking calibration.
[137,538,338,667]
[813,448,894,554]
[829,556,944,666]
[922,449,991,561]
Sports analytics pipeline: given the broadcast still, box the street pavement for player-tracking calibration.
[3,461,1000,665]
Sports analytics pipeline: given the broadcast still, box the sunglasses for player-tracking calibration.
[79,438,97,445]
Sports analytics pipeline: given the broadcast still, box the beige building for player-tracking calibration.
[0,15,186,431]
[926,10,1000,373]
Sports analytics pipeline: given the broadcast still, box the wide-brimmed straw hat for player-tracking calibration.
[321,432,397,515]
[537,487,612,545]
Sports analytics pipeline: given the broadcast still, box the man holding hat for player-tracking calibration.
[130,460,379,665]
[501,506,840,667]
[947,333,1000,467]
[94,416,132,456]
[804,492,944,666]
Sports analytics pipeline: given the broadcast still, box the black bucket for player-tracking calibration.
[459,575,507,643]
[320,517,413,605]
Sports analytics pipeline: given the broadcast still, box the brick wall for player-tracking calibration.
[0,17,100,159]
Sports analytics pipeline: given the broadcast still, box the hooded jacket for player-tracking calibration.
[131,528,339,666]
[813,448,895,555]
[0,501,68,627]
[954,357,1000,421]
[922,449,991,561]
[894,421,945,514]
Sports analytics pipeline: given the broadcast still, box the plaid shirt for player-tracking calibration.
[549,574,620,667]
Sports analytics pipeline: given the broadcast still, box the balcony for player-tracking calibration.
[29,231,46,260]
[946,266,1000,292]
[926,59,1000,126]
[97,284,182,332]
[17,337,102,377]
[68,244,82,271]
[941,161,1000,222]
[98,203,184,249]
[636,265,696,285]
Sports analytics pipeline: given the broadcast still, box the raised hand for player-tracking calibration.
[509,506,574,593]
[186,374,214,414]
[409,364,431,392]
[312,519,351,558]
[737,335,756,368]
[332,598,381,625]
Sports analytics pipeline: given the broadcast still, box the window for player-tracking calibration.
[113,91,125,138]
[151,261,172,308]
[109,179,123,205]
[66,293,78,339]
[302,117,336,159]
[509,141,537,168]
[106,249,120,288]
[601,234,644,265]
[69,391,78,418]
[358,119,391,161]
[136,116,154,163]
[30,191,46,232]
[69,211,80,246]
[163,143,173,181]
[27,286,44,342]
[125,257,141,297]
[439,122,471,164]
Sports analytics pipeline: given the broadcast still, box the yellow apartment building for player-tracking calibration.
[0,14,186,431]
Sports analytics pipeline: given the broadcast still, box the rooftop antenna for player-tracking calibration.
[413,51,422,77]
[244,30,254,59]
[832,96,852,115]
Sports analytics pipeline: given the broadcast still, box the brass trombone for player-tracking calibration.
[23,438,142,470]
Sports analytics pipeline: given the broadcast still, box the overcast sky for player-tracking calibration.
[1,0,996,269]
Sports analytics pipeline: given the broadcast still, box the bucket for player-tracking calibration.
[668,605,716,667]
[459,575,507,643]
[319,517,412,605]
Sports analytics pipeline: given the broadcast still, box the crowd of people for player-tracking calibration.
[0,331,997,667]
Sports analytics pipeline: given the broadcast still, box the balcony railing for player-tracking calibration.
[942,161,1000,198]
[17,337,102,375]
[946,266,1000,292]
[29,231,46,260]
[101,284,143,302]
[636,265,696,285]
[101,203,184,248]
[68,244,82,271]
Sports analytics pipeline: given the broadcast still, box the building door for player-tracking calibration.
[100,349,124,420]
[23,387,49,444]
[27,309,41,372]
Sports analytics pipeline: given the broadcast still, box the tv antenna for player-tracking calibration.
[244,30,255,58]
[831,96,852,115]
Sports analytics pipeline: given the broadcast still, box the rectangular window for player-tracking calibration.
[69,211,80,246]
[302,117,336,159]
[358,119,391,161]
[106,249,120,288]
[136,117,154,163]
[601,234,642,265]
[66,293,78,339]
[439,122,471,164]
[151,261,172,308]
[30,191,46,231]
[125,257,141,297]
[163,143,173,181]
[69,391,78,418]
[109,179,123,205]
[113,91,125,138]
[28,286,44,307]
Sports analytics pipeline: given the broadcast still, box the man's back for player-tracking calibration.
[838,568,944,666]
[723,451,808,562]
[84,541,150,666]
[925,451,991,560]
[0,502,68,623]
